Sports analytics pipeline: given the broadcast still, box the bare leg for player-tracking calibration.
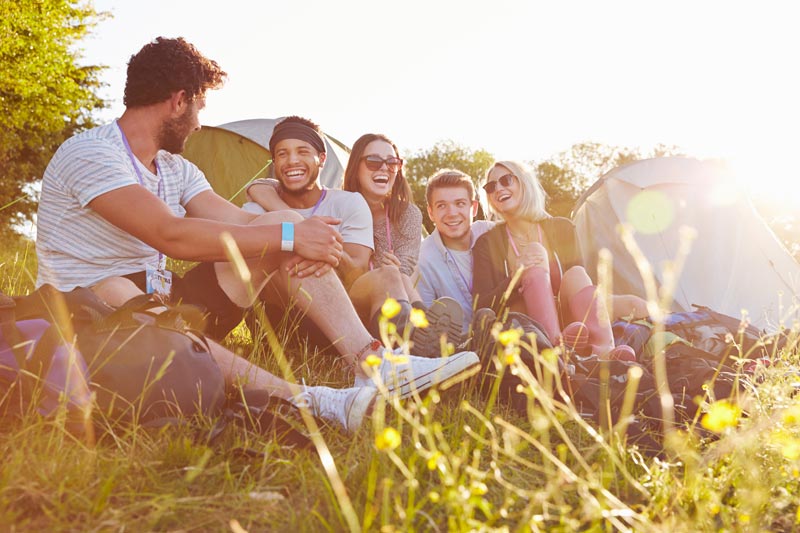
[348,265,412,320]
[208,211,391,376]
[401,272,423,305]
[558,265,595,316]
[517,243,561,343]
[611,294,649,320]
[215,210,303,308]
[559,268,648,322]
[263,266,377,373]
[560,266,635,360]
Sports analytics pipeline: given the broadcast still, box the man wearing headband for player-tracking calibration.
[36,38,480,433]
[245,116,374,286]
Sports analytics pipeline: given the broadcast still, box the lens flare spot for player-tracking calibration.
[625,190,674,234]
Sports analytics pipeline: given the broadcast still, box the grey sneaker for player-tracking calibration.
[291,386,376,434]
[355,347,480,399]
[410,297,465,357]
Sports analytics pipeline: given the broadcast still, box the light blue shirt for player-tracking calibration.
[416,220,493,332]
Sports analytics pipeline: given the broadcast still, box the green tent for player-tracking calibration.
[183,118,351,206]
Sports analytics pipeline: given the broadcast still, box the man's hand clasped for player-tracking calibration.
[287,216,343,278]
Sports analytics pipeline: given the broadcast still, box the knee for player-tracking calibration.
[562,265,590,287]
[369,265,404,286]
[523,242,550,269]
[615,294,649,319]
[91,276,144,306]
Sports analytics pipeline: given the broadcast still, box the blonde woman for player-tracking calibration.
[472,160,647,360]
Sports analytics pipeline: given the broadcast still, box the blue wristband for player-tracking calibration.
[281,222,294,252]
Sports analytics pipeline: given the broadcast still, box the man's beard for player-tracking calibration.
[277,166,321,195]
[158,111,194,154]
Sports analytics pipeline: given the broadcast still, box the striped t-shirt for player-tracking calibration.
[36,121,212,290]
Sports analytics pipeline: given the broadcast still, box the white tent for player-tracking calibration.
[572,157,800,333]
[182,118,350,206]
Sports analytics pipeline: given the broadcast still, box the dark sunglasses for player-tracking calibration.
[361,155,403,172]
[482,173,516,194]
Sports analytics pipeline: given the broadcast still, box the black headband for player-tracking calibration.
[269,121,326,155]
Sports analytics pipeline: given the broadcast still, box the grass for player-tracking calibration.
[2,232,800,532]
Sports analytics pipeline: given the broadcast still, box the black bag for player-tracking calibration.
[472,310,555,415]
[12,285,226,427]
[565,306,772,449]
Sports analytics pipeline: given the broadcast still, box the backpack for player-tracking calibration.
[1,292,92,422]
[5,285,226,428]
[472,310,555,415]
[564,306,773,449]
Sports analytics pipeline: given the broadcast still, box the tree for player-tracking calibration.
[0,0,106,235]
[403,140,495,232]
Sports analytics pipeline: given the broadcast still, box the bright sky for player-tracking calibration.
[84,0,799,208]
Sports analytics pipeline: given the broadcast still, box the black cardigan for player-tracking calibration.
[471,217,582,312]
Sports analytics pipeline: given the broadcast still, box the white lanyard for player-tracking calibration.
[117,122,166,269]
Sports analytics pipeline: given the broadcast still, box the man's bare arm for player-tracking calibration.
[184,189,258,224]
[247,180,289,212]
[89,185,343,264]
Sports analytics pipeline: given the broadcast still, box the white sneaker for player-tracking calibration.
[355,347,480,399]
[291,386,376,434]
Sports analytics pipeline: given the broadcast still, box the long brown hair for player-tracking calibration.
[343,133,411,225]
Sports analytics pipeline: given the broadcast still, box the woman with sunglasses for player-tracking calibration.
[342,133,462,351]
[472,160,647,360]
[342,134,419,284]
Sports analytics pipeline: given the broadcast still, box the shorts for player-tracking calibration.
[123,263,243,341]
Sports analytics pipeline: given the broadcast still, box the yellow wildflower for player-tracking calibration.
[364,354,382,368]
[782,438,800,461]
[782,403,800,425]
[375,427,401,451]
[701,400,742,433]
[427,451,443,471]
[381,298,401,319]
[409,308,429,328]
[497,328,522,347]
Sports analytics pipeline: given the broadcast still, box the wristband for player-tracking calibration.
[281,222,294,252]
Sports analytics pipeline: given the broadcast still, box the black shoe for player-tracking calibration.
[410,297,464,357]
[368,300,412,339]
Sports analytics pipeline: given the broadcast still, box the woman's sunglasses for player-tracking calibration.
[482,173,516,194]
[361,155,403,172]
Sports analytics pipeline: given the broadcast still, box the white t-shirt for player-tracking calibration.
[36,121,212,290]
[243,187,373,250]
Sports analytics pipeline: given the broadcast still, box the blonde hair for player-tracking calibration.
[484,160,548,222]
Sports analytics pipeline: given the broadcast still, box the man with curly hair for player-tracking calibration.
[35,37,479,433]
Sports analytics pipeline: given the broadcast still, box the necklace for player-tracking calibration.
[506,224,543,258]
